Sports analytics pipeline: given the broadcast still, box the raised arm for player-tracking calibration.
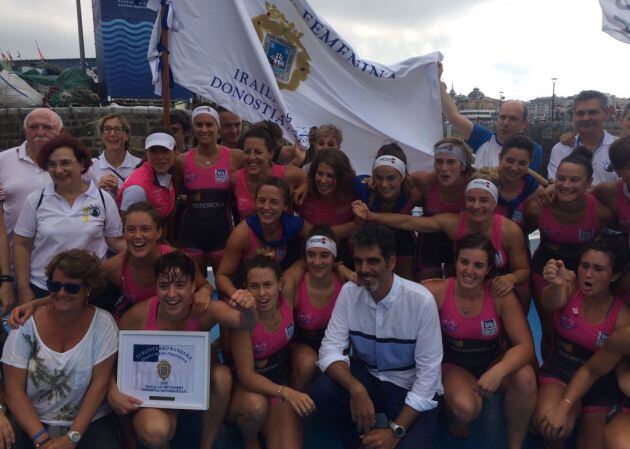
[540,259,576,310]
[439,78,473,140]
[352,200,453,233]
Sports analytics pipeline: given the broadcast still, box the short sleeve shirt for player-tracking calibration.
[1,308,118,426]
[14,181,123,289]
[85,151,141,197]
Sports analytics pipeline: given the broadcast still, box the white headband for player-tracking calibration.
[306,235,337,257]
[145,132,176,151]
[466,179,498,203]
[192,106,221,126]
[373,155,406,176]
[434,143,467,168]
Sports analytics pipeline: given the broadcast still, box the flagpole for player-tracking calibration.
[159,3,171,128]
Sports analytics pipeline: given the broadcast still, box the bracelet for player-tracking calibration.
[34,436,50,448]
[0,275,14,283]
[276,385,285,399]
[31,428,48,443]
[562,398,573,406]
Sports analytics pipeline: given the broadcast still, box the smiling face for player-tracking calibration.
[353,244,395,297]
[573,98,606,137]
[434,154,464,186]
[464,188,496,222]
[373,165,403,201]
[244,137,273,176]
[455,248,491,289]
[578,249,616,297]
[25,109,61,155]
[246,266,280,312]
[49,268,87,311]
[156,268,194,318]
[306,247,335,279]
[124,211,162,259]
[193,114,218,146]
[46,146,84,188]
[256,184,287,225]
[147,146,175,174]
[101,117,129,153]
[314,162,337,197]
[314,135,341,153]
[499,147,531,183]
[555,162,591,203]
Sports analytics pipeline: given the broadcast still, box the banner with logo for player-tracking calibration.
[600,0,630,44]
[147,0,442,172]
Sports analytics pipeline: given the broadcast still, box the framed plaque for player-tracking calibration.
[117,330,210,410]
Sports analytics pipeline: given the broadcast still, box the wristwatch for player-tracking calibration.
[389,421,406,439]
[67,430,81,445]
[0,275,14,283]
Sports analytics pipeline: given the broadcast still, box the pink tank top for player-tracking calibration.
[251,299,294,360]
[615,181,630,235]
[423,179,465,216]
[455,213,508,271]
[297,195,353,225]
[183,147,231,190]
[440,278,503,340]
[295,273,342,331]
[539,193,599,245]
[554,290,623,352]
[234,164,286,219]
[143,296,202,331]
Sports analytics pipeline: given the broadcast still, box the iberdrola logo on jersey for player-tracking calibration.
[253,2,311,91]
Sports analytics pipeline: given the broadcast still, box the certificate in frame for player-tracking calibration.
[117,330,210,410]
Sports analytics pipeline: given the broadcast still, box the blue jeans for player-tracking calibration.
[312,360,439,449]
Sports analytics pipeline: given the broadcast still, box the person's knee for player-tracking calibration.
[237,395,269,428]
[291,346,318,377]
[507,365,537,396]
[447,394,480,424]
[211,365,233,400]
[604,421,630,449]
[134,415,175,449]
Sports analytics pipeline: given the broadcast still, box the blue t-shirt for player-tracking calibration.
[467,124,542,171]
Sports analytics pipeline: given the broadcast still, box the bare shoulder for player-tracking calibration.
[118,299,151,330]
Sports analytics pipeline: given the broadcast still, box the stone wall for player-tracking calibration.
[0,107,166,156]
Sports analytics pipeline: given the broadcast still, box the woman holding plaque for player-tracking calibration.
[2,249,121,449]
[109,251,258,449]
[229,255,315,449]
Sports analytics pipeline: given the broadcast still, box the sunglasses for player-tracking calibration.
[46,279,84,295]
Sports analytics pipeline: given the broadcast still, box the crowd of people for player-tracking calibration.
[0,75,629,449]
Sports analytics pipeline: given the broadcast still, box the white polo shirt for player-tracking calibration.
[0,142,51,239]
[547,131,618,185]
[14,181,123,289]
[85,151,142,196]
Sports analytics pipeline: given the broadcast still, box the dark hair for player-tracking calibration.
[574,90,608,110]
[499,134,535,160]
[253,121,284,161]
[559,146,593,179]
[307,148,355,201]
[579,232,628,285]
[454,233,496,274]
[375,142,407,171]
[154,251,196,282]
[45,249,105,298]
[244,254,282,281]
[351,223,396,260]
[243,126,276,157]
[609,136,630,171]
[169,110,191,133]
[256,176,292,208]
[124,201,163,230]
[37,132,93,174]
[305,224,337,245]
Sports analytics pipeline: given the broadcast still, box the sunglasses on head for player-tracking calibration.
[46,279,83,295]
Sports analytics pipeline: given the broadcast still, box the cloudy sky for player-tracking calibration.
[1,0,628,101]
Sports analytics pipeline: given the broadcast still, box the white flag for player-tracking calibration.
[600,0,630,44]
[148,0,443,173]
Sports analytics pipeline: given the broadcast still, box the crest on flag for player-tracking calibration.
[252,2,311,90]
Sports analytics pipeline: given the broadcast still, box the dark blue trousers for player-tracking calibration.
[312,360,439,449]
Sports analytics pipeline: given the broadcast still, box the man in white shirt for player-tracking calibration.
[547,90,618,185]
[0,108,62,241]
[313,224,443,449]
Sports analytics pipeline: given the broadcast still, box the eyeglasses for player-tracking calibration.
[103,126,126,134]
[46,279,84,294]
[46,159,78,170]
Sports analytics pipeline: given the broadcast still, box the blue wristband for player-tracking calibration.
[31,428,48,443]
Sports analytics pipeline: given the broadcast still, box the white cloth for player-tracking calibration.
[318,275,443,412]
[600,0,630,44]
[0,142,51,240]
[14,181,123,289]
[146,0,442,173]
[472,134,502,169]
[1,308,118,426]
[547,131,618,185]
[85,151,142,197]
[119,173,172,212]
